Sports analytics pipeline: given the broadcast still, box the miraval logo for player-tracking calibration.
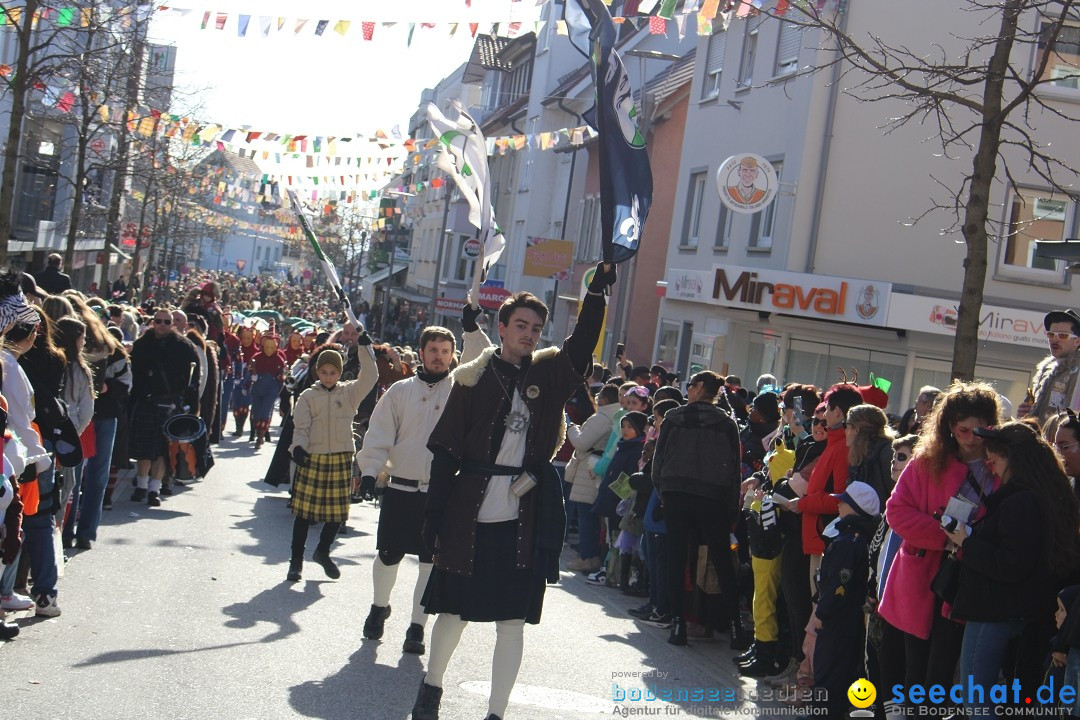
[673,274,703,296]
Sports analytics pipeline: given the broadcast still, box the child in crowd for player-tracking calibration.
[287,345,376,582]
[813,480,881,718]
[1052,584,1080,717]
[589,411,649,587]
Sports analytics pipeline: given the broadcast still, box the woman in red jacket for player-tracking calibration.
[877,382,1001,710]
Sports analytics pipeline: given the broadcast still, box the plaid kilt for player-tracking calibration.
[129,398,176,461]
[289,451,353,523]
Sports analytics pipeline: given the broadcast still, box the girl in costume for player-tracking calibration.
[288,344,377,581]
[249,327,287,450]
[230,324,256,438]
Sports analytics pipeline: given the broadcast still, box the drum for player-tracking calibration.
[164,414,206,480]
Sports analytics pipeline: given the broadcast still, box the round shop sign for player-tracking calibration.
[462,237,483,260]
[716,153,779,215]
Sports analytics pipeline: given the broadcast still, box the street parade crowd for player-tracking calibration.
[4,256,1080,718]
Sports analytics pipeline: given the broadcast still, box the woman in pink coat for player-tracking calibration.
[877,382,1001,702]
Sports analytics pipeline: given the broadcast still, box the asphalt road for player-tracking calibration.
[1,430,802,720]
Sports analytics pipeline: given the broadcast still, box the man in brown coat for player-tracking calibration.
[411,263,615,720]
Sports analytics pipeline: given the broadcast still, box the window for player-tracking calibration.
[737,20,758,88]
[577,194,601,262]
[656,321,681,369]
[749,160,782,250]
[714,203,730,250]
[774,20,801,76]
[682,171,708,248]
[702,29,726,99]
[1000,186,1071,277]
[787,339,906,415]
[1036,21,1080,90]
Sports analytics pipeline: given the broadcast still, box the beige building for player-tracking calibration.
[655,1,1080,412]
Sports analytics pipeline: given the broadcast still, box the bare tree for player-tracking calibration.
[765,0,1080,381]
[51,1,143,270]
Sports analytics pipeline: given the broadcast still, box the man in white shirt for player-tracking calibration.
[357,313,490,654]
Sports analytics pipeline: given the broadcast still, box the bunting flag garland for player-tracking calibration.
[565,0,652,264]
[150,0,847,43]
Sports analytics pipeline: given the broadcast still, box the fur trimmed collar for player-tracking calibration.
[1032,350,1080,419]
[452,345,560,388]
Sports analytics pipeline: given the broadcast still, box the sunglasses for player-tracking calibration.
[153,318,172,325]
[1048,331,1078,341]
[812,418,827,427]
[624,386,650,398]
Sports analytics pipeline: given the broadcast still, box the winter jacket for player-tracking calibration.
[878,455,998,640]
[62,363,94,435]
[950,481,1054,623]
[592,435,645,522]
[653,400,741,504]
[797,426,850,555]
[291,347,378,455]
[92,348,132,419]
[816,514,877,624]
[566,402,621,504]
[851,438,894,508]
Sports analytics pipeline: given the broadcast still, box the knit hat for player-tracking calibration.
[752,391,781,424]
[832,480,881,517]
[315,348,344,373]
[622,411,649,437]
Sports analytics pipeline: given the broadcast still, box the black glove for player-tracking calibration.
[587,262,617,294]
[291,446,311,467]
[359,475,376,501]
[422,513,441,554]
[461,304,483,333]
[357,331,373,346]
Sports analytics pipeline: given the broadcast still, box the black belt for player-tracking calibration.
[390,477,419,488]
[461,459,529,476]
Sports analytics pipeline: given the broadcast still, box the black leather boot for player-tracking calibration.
[286,559,302,582]
[403,622,425,654]
[735,642,757,665]
[411,678,442,720]
[363,604,391,640]
[729,618,751,651]
[668,616,687,646]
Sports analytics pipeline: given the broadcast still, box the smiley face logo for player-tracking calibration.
[847,678,877,709]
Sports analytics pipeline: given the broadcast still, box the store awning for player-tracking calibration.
[362,265,407,286]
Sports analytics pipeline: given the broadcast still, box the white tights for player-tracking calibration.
[425,614,525,718]
[371,557,433,628]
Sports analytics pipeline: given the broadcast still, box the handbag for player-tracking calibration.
[930,549,961,604]
[930,468,985,604]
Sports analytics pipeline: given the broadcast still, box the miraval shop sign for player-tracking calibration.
[665,265,893,327]
[886,293,1047,349]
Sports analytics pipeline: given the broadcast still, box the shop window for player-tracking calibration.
[656,320,681,369]
[786,339,906,414]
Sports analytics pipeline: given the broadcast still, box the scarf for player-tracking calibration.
[416,368,450,385]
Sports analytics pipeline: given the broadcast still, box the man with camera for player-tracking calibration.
[128,308,201,506]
